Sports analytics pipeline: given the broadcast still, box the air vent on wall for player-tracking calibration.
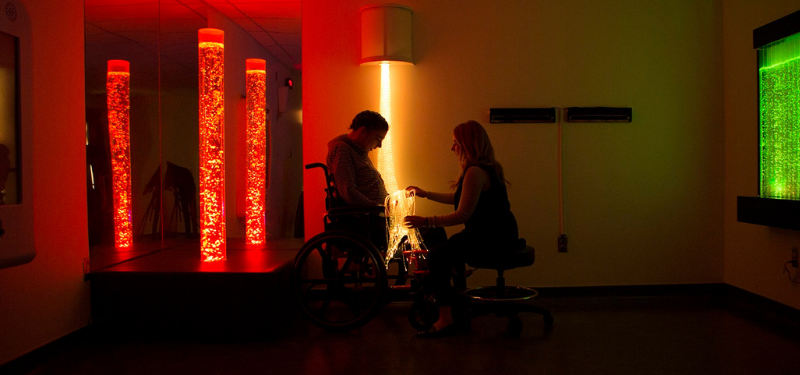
[565,107,632,123]
[489,108,556,123]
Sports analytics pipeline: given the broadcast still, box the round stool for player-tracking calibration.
[463,244,553,336]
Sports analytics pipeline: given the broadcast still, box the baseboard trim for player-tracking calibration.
[532,282,800,338]
[534,283,727,298]
[720,284,800,337]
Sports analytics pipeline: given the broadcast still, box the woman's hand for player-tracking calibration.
[406,186,427,198]
[404,215,427,229]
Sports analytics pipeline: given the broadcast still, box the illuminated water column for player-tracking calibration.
[377,62,398,192]
[360,5,412,193]
[106,60,133,249]
[245,59,267,245]
[759,32,800,199]
[198,28,226,261]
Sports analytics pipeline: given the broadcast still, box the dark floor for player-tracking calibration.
[20,294,800,375]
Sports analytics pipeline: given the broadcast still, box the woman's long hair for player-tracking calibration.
[451,120,509,188]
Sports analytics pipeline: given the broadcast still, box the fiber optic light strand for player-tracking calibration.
[245,59,267,245]
[107,60,133,249]
[199,28,226,262]
[384,190,426,267]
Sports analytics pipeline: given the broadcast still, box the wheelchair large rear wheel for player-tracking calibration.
[291,230,388,331]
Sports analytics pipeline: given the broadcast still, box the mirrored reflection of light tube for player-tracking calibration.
[106,60,133,249]
[199,28,226,262]
[377,62,398,193]
[245,58,267,245]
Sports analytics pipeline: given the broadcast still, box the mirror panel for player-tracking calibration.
[85,0,161,267]
[159,1,207,245]
[0,31,19,205]
[85,0,304,269]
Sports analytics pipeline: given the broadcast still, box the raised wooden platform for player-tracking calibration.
[88,238,304,339]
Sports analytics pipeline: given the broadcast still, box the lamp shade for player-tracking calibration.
[360,4,413,66]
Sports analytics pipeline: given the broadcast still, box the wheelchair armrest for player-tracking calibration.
[326,205,385,218]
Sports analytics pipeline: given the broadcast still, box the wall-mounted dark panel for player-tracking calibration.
[737,196,800,231]
[490,108,556,123]
[565,107,631,123]
[753,9,800,49]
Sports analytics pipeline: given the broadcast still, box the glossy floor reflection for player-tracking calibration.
[23,295,800,375]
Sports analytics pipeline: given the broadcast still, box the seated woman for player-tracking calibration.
[405,120,519,338]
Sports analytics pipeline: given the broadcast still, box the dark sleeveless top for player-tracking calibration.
[454,165,519,249]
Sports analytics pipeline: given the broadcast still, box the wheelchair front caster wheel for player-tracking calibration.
[408,300,438,332]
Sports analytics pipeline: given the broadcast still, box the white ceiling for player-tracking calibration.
[204,0,301,70]
[84,0,301,72]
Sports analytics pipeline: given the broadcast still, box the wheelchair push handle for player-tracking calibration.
[305,163,328,174]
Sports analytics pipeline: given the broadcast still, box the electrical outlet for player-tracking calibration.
[558,234,568,253]
[792,247,799,268]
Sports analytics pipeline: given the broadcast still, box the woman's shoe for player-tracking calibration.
[417,322,460,338]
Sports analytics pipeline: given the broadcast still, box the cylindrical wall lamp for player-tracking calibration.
[106,59,133,249]
[360,4,414,66]
[198,28,226,262]
[245,58,267,245]
[360,5,414,194]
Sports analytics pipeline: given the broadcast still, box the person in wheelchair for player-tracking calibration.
[327,110,389,207]
[405,120,520,338]
[326,110,390,245]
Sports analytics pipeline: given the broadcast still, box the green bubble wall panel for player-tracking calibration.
[759,32,800,199]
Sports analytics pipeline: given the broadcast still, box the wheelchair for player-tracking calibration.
[290,163,436,331]
[291,163,553,336]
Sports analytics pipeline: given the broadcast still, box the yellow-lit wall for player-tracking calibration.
[303,0,726,288]
[723,1,800,310]
[0,0,89,365]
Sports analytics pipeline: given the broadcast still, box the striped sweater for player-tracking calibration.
[326,134,388,206]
